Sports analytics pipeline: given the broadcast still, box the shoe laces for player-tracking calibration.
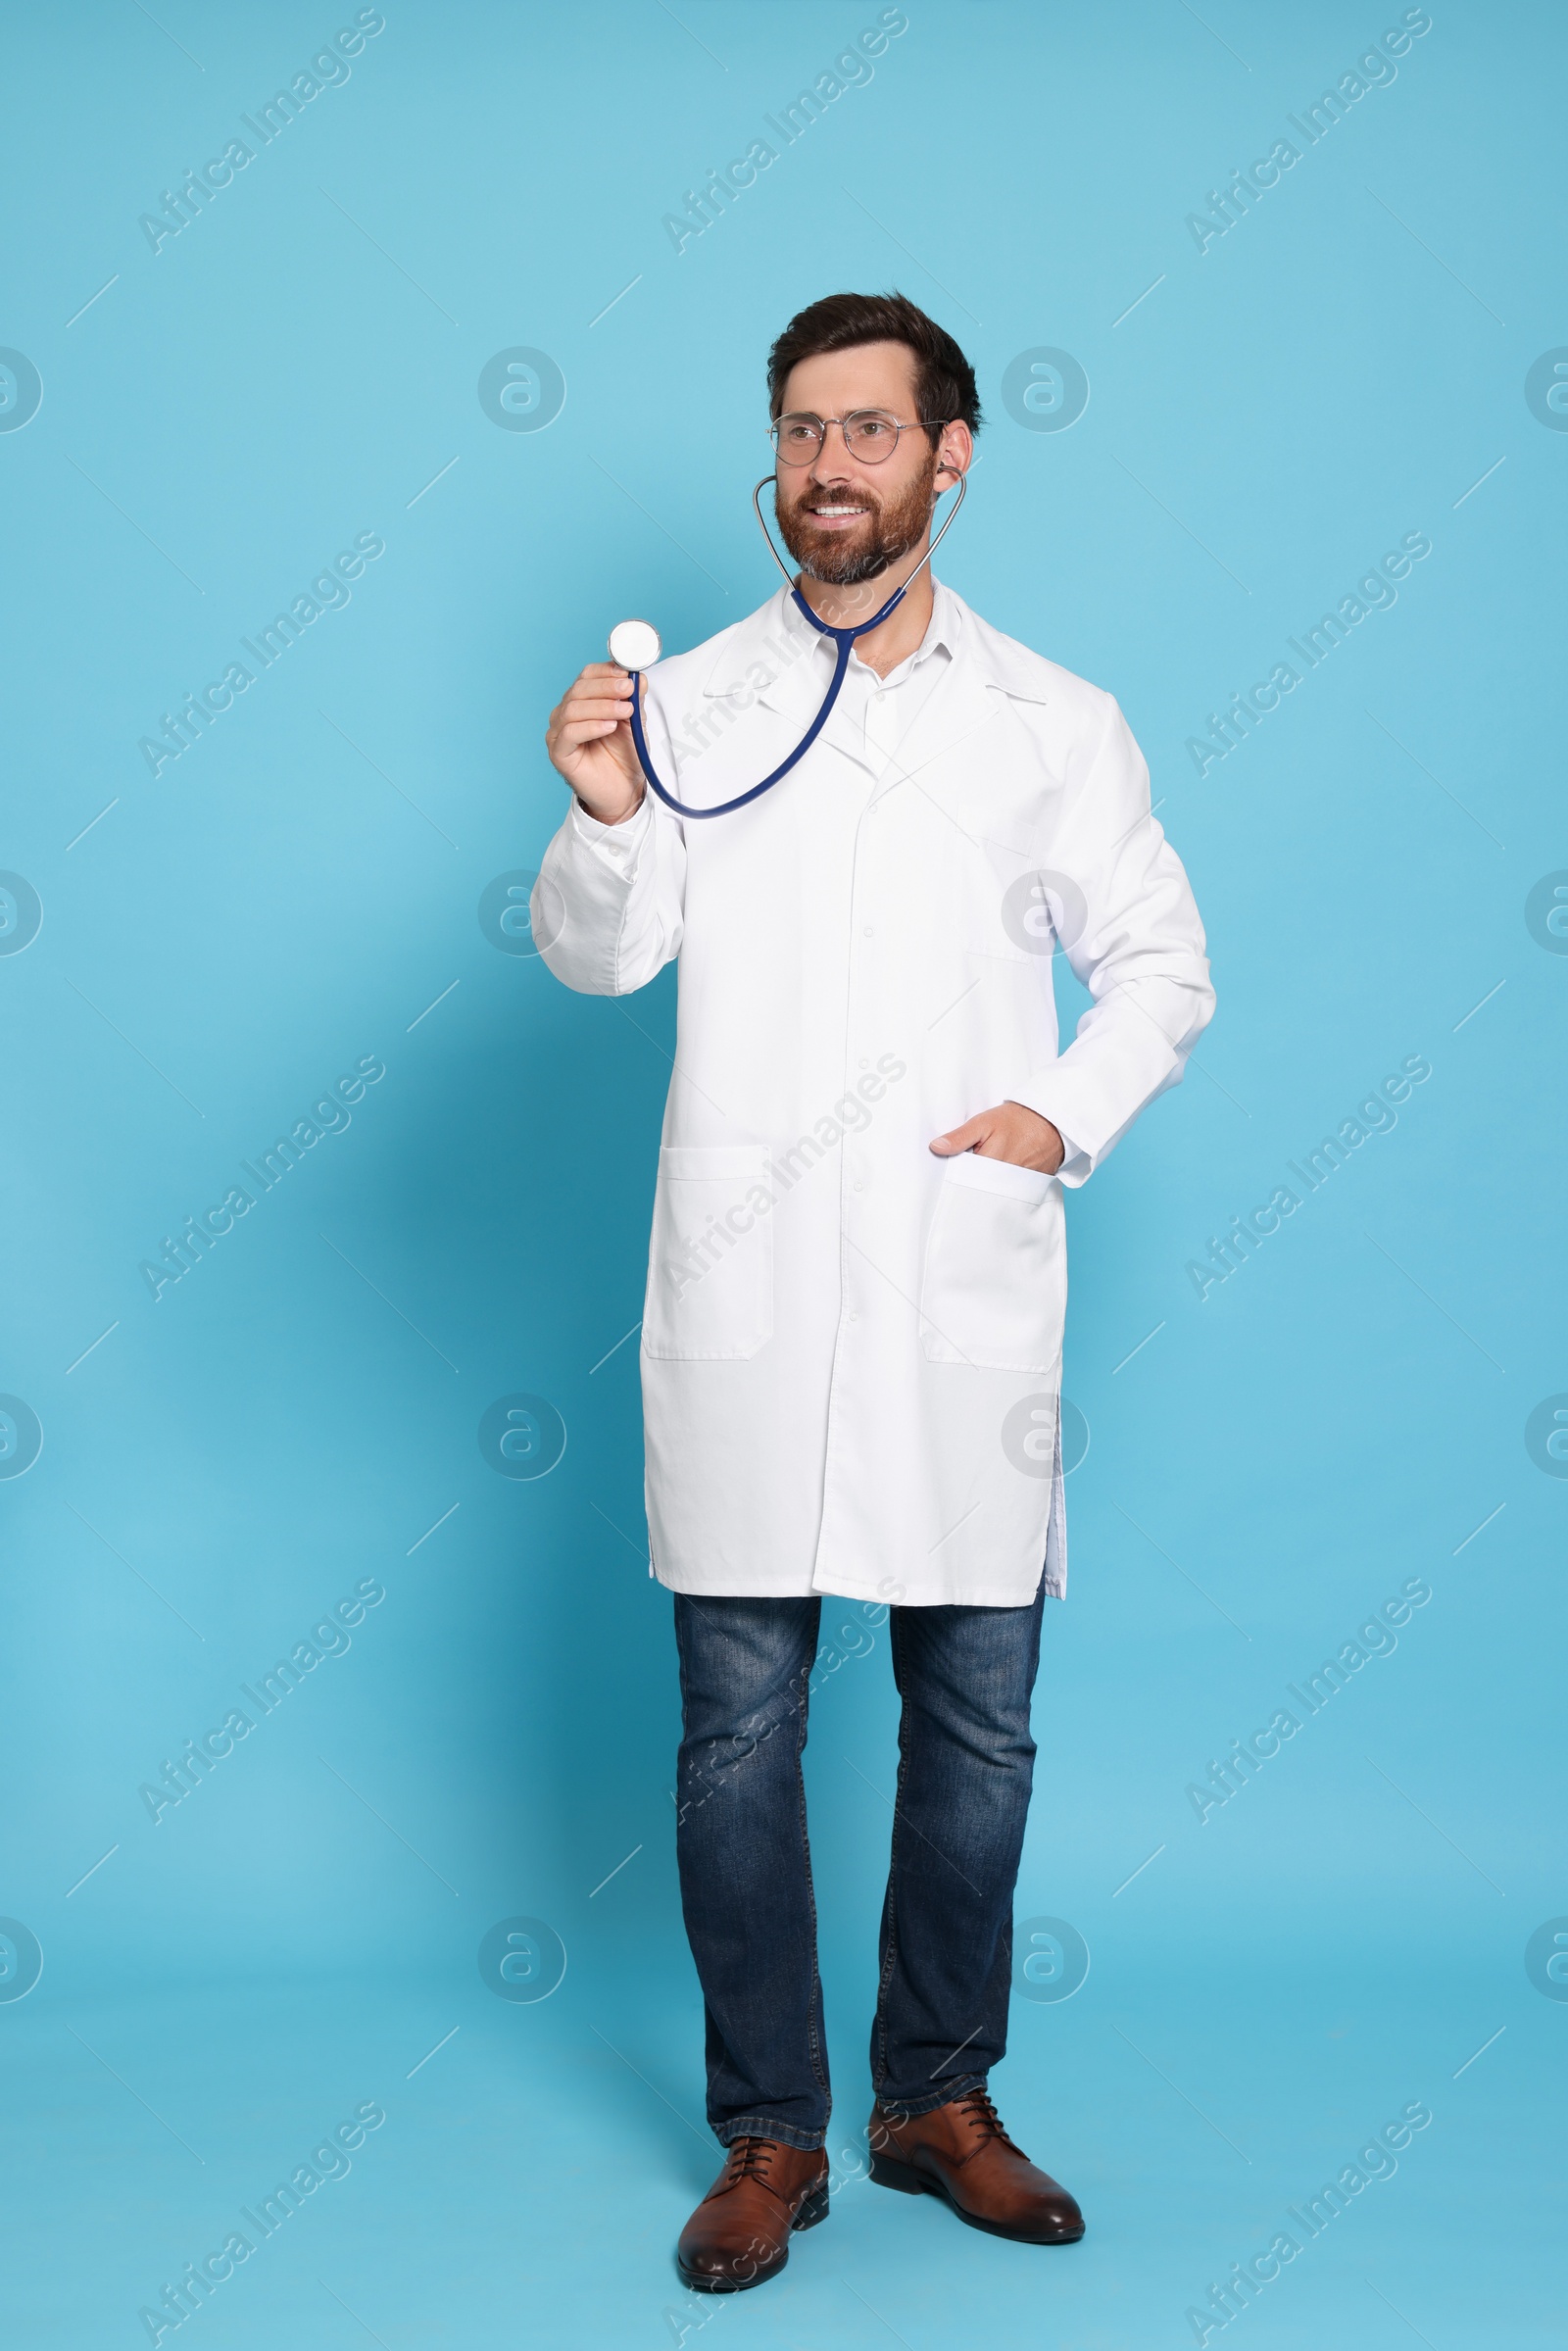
[952,2088,1018,2152]
[724,2135,782,2187]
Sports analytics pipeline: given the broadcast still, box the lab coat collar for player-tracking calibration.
[701,578,1050,708]
[698,579,1050,790]
[703,579,954,709]
[767,571,965,694]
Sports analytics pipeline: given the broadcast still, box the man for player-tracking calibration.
[538,291,1214,2290]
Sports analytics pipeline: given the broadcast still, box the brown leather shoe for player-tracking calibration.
[867,2089,1085,2243]
[676,2135,830,2291]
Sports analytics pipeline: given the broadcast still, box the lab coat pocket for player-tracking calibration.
[919,1151,1065,1373]
[643,1145,774,1361]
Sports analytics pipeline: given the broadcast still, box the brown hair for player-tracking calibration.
[766,290,982,444]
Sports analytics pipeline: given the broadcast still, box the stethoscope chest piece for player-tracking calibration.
[608,618,662,669]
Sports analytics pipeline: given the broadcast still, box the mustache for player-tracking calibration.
[786,483,882,520]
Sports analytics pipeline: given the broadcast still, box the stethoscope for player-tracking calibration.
[609,468,967,821]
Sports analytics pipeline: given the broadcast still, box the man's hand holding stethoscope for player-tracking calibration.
[544,661,647,828]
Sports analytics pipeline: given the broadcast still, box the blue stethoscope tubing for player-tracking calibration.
[625,468,967,821]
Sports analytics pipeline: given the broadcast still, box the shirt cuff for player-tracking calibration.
[1051,1131,1091,1187]
[571,792,651,857]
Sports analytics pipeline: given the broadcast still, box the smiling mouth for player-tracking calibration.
[804,502,871,522]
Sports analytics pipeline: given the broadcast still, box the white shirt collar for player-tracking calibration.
[782,573,962,683]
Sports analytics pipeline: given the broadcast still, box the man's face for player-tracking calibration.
[772,341,953,587]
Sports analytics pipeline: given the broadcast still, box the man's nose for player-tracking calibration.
[806,459,867,492]
[806,416,874,475]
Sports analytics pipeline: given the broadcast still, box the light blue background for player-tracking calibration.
[2,3,1563,2344]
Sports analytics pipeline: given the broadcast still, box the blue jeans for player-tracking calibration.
[672,1586,1046,2150]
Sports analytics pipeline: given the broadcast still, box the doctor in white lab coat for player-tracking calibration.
[536,291,1214,2290]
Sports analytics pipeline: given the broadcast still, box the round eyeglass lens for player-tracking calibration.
[842,412,900,459]
[772,415,823,464]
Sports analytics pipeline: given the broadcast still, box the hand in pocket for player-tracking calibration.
[929,1100,1064,1175]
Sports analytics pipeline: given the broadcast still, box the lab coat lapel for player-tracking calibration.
[697,591,881,787]
[867,628,1020,836]
[737,586,973,788]
[688,583,1054,811]
[702,590,816,720]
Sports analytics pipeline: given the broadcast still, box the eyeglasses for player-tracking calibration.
[768,409,951,465]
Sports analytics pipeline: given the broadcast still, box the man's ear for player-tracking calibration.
[934,422,972,490]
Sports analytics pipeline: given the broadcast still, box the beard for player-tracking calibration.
[774,448,941,586]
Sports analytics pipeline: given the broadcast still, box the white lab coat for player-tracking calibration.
[535,582,1214,1605]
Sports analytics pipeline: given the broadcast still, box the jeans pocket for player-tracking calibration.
[918,1151,1065,1373]
[643,1145,774,1361]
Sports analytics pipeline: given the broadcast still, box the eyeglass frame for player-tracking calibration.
[767,408,956,465]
